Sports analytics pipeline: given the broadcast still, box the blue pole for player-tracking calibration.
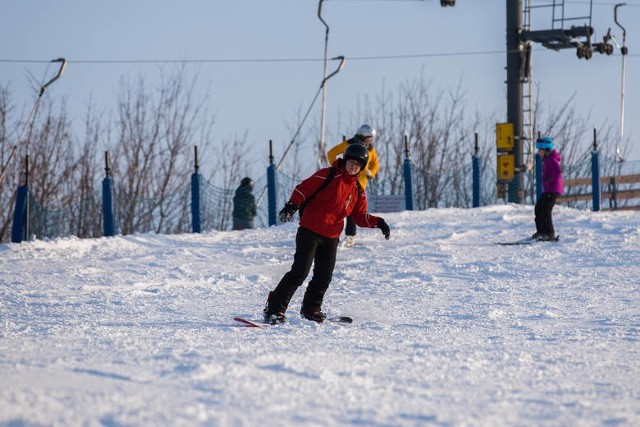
[404,135,413,211]
[535,154,542,202]
[403,135,414,211]
[472,132,480,208]
[591,151,600,212]
[102,177,116,237]
[403,159,413,210]
[267,164,277,226]
[191,146,202,233]
[11,185,29,243]
[191,173,201,233]
[591,129,601,212]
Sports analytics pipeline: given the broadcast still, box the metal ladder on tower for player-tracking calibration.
[522,0,535,174]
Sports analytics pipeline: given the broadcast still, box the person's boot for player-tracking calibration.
[300,309,326,323]
[263,311,286,324]
[344,235,355,247]
[263,292,286,324]
[537,233,558,242]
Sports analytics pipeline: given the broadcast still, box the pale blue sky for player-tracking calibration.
[2,0,639,177]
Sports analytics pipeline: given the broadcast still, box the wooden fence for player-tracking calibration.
[558,173,640,211]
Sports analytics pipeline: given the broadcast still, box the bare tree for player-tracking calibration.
[359,75,474,208]
[109,67,214,235]
[69,100,105,238]
[329,75,633,210]
[0,92,83,242]
[203,132,251,231]
[26,100,76,207]
[0,84,20,242]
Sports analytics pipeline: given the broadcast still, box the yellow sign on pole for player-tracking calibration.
[497,153,515,182]
[496,123,514,151]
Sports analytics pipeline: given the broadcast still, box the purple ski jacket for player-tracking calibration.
[542,149,563,194]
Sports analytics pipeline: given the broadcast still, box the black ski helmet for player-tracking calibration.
[343,143,369,170]
[241,177,253,187]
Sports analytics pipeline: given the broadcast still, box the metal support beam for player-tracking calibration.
[522,26,593,50]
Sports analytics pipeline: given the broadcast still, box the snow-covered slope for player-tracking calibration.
[1,205,639,426]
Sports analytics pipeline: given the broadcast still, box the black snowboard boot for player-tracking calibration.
[263,311,286,325]
[300,310,327,323]
[263,291,286,324]
[537,233,558,242]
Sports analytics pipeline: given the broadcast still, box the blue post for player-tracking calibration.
[11,185,29,243]
[191,173,201,233]
[472,132,480,208]
[267,164,277,226]
[102,152,116,237]
[102,177,116,237]
[591,143,600,212]
[191,146,202,233]
[403,135,414,211]
[267,140,277,226]
[535,153,542,202]
[591,152,600,211]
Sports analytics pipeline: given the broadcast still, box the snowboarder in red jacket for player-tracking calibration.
[264,143,391,324]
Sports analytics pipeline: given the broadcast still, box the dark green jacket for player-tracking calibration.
[233,184,257,222]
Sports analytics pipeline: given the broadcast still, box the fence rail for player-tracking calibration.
[559,173,640,210]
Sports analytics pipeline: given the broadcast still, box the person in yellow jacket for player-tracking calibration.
[327,124,380,247]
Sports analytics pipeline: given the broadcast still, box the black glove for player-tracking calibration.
[377,218,390,240]
[278,201,299,223]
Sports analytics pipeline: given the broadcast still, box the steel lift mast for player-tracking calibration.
[505,0,619,203]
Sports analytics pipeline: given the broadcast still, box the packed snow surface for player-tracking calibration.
[1,205,639,426]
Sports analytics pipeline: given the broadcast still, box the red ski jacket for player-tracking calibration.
[288,160,381,239]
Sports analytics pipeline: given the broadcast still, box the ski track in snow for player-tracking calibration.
[1,205,639,426]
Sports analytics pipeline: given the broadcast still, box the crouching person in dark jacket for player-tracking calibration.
[232,177,257,231]
[263,143,391,324]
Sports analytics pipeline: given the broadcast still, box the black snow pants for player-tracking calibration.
[267,227,339,315]
[344,215,357,237]
[535,192,558,236]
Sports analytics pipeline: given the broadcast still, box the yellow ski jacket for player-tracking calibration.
[327,139,379,189]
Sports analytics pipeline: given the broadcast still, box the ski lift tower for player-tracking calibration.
[502,0,616,203]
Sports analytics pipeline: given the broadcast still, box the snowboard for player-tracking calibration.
[233,316,353,327]
[495,235,560,245]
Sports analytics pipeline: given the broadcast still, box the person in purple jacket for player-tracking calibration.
[533,137,563,241]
